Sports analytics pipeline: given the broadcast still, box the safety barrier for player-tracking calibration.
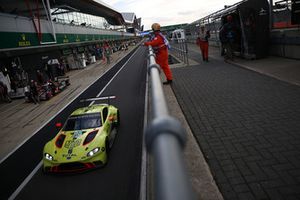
[169,39,189,65]
[145,45,195,200]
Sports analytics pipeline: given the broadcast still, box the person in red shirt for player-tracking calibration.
[144,23,173,84]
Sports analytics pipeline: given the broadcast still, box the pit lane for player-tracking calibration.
[1,46,147,200]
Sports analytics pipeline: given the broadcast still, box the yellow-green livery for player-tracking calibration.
[43,102,119,173]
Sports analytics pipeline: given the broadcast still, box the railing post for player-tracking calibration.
[145,45,195,200]
[184,39,189,66]
[170,38,189,65]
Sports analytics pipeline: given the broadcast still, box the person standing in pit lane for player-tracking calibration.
[144,23,173,85]
[29,79,39,104]
[104,42,111,65]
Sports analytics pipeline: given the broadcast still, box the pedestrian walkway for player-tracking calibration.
[188,44,300,86]
[169,43,300,199]
[0,46,136,161]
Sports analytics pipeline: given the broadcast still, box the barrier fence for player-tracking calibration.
[169,39,189,65]
[145,45,195,200]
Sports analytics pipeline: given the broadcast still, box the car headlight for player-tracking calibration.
[45,153,53,161]
[87,147,100,157]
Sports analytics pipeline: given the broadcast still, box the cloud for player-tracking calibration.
[178,11,195,15]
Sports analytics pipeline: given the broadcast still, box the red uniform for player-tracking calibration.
[144,32,173,81]
[197,29,210,61]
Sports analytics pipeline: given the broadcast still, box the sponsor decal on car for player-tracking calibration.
[64,139,82,149]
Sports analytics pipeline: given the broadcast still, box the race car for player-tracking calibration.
[43,96,119,173]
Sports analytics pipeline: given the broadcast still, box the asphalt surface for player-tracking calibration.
[171,47,300,199]
[1,46,148,200]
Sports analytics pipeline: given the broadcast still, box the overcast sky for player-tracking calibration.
[101,0,242,30]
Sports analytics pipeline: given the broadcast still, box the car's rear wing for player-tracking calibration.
[80,95,116,106]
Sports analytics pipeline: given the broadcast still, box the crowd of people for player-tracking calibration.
[94,41,130,65]
[1,17,239,105]
[143,16,239,86]
[0,39,136,104]
[142,16,239,88]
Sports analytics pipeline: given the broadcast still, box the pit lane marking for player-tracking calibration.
[8,161,43,200]
[6,46,142,199]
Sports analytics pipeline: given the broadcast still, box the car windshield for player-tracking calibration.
[63,113,102,131]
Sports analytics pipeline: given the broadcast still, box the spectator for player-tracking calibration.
[219,15,238,61]
[144,23,173,85]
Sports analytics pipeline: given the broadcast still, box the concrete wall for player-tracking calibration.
[270,28,300,59]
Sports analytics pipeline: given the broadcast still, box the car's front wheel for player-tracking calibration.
[113,110,120,128]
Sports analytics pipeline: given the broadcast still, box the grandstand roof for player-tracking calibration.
[0,0,125,25]
[121,12,136,24]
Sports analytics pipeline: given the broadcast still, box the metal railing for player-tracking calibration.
[169,39,189,65]
[145,46,195,200]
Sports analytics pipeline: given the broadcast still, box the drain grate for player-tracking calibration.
[168,54,180,64]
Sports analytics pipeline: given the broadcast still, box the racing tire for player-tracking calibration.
[113,110,120,128]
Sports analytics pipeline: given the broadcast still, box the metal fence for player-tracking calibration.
[145,45,195,200]
[169,39,189,65]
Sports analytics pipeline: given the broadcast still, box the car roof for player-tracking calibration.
[70,104,108,116]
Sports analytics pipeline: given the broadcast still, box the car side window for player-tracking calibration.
[102,107,108,122]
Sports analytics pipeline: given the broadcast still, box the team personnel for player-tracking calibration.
[144,23,173,85]
[196,26,210,62]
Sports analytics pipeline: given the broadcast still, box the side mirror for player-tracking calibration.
[55,122,62,128]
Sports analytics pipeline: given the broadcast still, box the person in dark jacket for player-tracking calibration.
[219,15,237,60]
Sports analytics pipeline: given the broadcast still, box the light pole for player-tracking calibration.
[269,0,273,30]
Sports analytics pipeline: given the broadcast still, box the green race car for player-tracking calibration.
[43,97,119,173]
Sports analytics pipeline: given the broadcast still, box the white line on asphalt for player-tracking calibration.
[6,46,142,200]
[8,161,43,200]
[0,47,138,165]
[89,46,141,106]
[140,59,149,200]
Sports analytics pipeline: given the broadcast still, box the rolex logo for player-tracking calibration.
[19,34,31,47]
[21,34,26,41]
